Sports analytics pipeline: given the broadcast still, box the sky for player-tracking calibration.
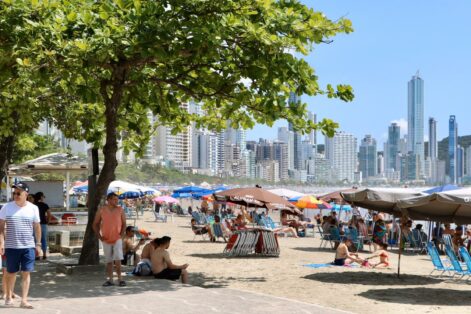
[246,0,471,148]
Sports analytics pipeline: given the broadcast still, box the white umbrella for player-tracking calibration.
[268,188,305,200]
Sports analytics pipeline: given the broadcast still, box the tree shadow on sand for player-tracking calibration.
[291,247,335,253]
[303,272,442,286]
[358,288,471,305]
[191,272,266,289]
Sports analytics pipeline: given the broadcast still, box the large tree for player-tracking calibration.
[0,3,51,187]
[16,0,353,264]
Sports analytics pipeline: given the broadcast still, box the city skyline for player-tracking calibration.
[247,1,471,145]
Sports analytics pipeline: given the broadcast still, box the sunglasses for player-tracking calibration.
[13,192,23,196]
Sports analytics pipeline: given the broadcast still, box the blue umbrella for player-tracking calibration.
[423,184,460,194]
[173,186,212,194]
[331,204,352,212]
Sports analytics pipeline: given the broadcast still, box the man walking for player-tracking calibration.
[0,182,41,309]
[93,192,127,287]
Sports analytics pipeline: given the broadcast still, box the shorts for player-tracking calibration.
[102,239,123,263]
[154,268,182,281]
[333,258,346,266]
[5,248,36,273]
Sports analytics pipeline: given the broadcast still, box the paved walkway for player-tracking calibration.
[1,259,349,314]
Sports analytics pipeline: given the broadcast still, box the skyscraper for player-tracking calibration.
[359,135,377,179]
[449,115,458,184]
[428,117,437,160]
[457,145,464,183]
[288,92,302,170]
[407,72,425,177]
[386,123,400,171]
[307,111,317,146]
[325,132,357,183]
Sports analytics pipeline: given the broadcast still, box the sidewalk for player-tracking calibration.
[1,259,349,314]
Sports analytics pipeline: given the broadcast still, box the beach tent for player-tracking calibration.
[423,184,460,194]
[397,187,471,224]
[214,187,301,214]
[340,188,426,216]
[268,188,305,200]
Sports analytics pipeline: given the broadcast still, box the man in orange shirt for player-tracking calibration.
[93,193,127,287]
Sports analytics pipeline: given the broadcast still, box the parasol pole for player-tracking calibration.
[397,212,408,278]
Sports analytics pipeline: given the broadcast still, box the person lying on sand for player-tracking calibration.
[365,242,390,268]
[333,238,364,266]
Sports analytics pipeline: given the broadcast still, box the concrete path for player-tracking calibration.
[1,259,349,314]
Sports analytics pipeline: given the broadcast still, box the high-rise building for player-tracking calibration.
[325,132,357,183]
[288,92,302,170]
[428,117,438,160]
[466,146,471,177]
[359,135,377,179]
[457,145,464,183]
[449,115,458,184]
[273,141,289,181]
[377,153,384,175]
[155,124,192,170]
[407,72,425,177]
[307,111,317,146]
[386,123,400,171]
[278,126,295,170]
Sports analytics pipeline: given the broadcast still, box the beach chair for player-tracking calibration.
[458,246,471,271]
[345,228,362,252]
[191,211,206,225]
[192,224,208,241]
[443,234,453,249]
[445,245,471,279]
[328,227,344,249]
[318,225,331,249]
[153,206,168,222]
[426,242,453,277]
[211,223,227,242]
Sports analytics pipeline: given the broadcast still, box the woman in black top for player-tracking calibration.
[34,192,52,260]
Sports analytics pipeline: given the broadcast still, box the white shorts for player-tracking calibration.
[102,239,123,263]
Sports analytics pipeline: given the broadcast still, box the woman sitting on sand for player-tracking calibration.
[334,238,364,266]
[365,242,390,268]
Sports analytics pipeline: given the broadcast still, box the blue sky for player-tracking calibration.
[246,0,471,148]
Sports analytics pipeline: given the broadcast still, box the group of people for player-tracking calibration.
[93,192,189,287]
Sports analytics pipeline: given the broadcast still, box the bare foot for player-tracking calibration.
[20,301,34,309]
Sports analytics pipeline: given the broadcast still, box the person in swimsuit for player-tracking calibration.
[366,242,390,268]
[334,238,364,266]
[151,236,189,283]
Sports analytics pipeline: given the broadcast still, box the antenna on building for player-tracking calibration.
[416,69,420,77]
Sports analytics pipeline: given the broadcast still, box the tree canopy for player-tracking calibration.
[2,0,354,264]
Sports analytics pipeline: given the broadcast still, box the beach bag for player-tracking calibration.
[132,260,152,276]
[297,231,306,237]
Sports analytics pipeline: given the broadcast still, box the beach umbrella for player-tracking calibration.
[289,195,332,209]
[398,187,471,224]
[153,195,179,204]
[214,187,301,214]
[340,188,426,216]
[319,188,358,204]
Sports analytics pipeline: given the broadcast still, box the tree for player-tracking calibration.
[0,2,51,186]
[19,0,354,264]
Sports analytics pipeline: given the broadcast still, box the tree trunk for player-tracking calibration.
[0,135,15,198]
[79,66,126,265]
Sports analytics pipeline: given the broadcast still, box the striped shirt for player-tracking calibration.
[0,201,40,249]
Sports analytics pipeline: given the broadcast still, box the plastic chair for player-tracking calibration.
[445,245,471,279]
[427,242,452,277]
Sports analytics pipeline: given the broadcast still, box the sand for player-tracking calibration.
[121,209,471,314]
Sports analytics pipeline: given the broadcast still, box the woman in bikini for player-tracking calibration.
[365,242,390,268]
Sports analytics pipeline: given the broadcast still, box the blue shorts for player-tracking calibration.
[5,248,35,273]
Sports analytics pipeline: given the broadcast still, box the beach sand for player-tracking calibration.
[132,210,471,314]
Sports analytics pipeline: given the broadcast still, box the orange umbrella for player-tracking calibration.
[291,195,332,209]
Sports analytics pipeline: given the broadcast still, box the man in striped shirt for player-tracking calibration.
[0,182,41,309]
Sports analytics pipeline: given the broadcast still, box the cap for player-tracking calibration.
[12,182,29,193]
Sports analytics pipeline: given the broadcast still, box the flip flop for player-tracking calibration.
[4,299,14,307]
[119,281,126,287]
[102,280,115,287]
[20,302,34,309]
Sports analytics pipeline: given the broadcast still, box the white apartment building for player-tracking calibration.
[325,132,357,183]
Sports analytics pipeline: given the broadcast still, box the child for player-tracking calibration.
[365,242,390,268]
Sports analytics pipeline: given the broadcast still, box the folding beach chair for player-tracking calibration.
[426,242,453,277]
[445,245,471,279]
[211,223,227,242]
[318,225,331,249]
[458,246,471,271]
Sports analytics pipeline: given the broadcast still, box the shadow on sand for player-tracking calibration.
[358,288,471,305]
[187,253,278,260]
[191,272,266,289]
[291,247,334,253]
[303,271,443,286]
